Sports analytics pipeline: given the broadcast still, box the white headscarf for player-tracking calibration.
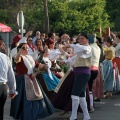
[22,55,35,75]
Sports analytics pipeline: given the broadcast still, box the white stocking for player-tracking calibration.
[89,91,93,108]
[70,95,79,120]
[79,97,90,120]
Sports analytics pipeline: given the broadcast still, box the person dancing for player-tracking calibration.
[63,32,91,120]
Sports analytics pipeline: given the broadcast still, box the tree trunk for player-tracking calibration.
[43,0,50,35]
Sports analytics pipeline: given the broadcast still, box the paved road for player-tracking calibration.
[4,93,120,120]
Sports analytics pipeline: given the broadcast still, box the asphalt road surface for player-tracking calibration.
[4,93,120,120]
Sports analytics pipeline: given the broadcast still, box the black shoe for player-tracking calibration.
[94,98,100,102]
[65,118,77,120]
[116,91,120,94]
[59,111,69,116]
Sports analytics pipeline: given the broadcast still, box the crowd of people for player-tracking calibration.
[0,30,120,120]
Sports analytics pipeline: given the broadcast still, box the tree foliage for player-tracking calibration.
[48,0,110,35]
[0,0,110,35]
[106,0,120,31]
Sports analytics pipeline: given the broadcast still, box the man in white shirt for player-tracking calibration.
[33,31,41,45]
[0,52,17,120]
[63,32,91,120]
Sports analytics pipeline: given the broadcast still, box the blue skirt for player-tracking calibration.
[41,72,60,91]
[10,75,55,120]
[36,72,60,100]
[103,60,114,91]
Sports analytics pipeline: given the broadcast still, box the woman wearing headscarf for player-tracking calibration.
[35,45,60,100]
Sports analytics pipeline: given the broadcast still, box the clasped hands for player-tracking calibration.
[39,63,48,70]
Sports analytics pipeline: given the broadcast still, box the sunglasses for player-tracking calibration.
[28,39,32,41]
[22,47,28,50]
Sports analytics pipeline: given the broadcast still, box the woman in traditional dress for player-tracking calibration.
[36,45,60,100]
[46,38,64,78]
[112,34,120,75]
[10,33,54,120]
[102,37,115,98]
[112,34,120,93]
[27,36,39,60]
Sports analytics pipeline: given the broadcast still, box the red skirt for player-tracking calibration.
[113,57,120,74]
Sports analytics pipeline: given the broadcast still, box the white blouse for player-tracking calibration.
[48,49,62,61]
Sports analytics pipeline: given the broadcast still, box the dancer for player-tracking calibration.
[36,45,60,99]
[10,32,55,120]
[63,32,91,120]
[88,35,101,112]
[102,36,115,98]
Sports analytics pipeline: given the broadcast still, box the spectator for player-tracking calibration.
[0,52,17,120]
[33,31,41,45]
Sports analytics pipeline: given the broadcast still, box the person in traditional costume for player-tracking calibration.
[88,35,101,112]
[110,33,120,93]
[102,36,115,98]
[92,37,104,102]
[57,33,70,73]
[10,31,55,120]
[35,45,60,100]
[46,38,64,78]
[51,51,91,115]
[11,34,22,50]
[51,45,78,114]
[60,32,91,120]
[112,34,120,73]
[27,36,39,60]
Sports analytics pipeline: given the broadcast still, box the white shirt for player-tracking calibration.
[90,43,101,67]
[0,52,17,94]
[70,43,92,58]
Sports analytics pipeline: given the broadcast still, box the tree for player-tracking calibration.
[0,0,45,32]
[0,0,110,36]
[48,0,110,35]
[106,0,120,31]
